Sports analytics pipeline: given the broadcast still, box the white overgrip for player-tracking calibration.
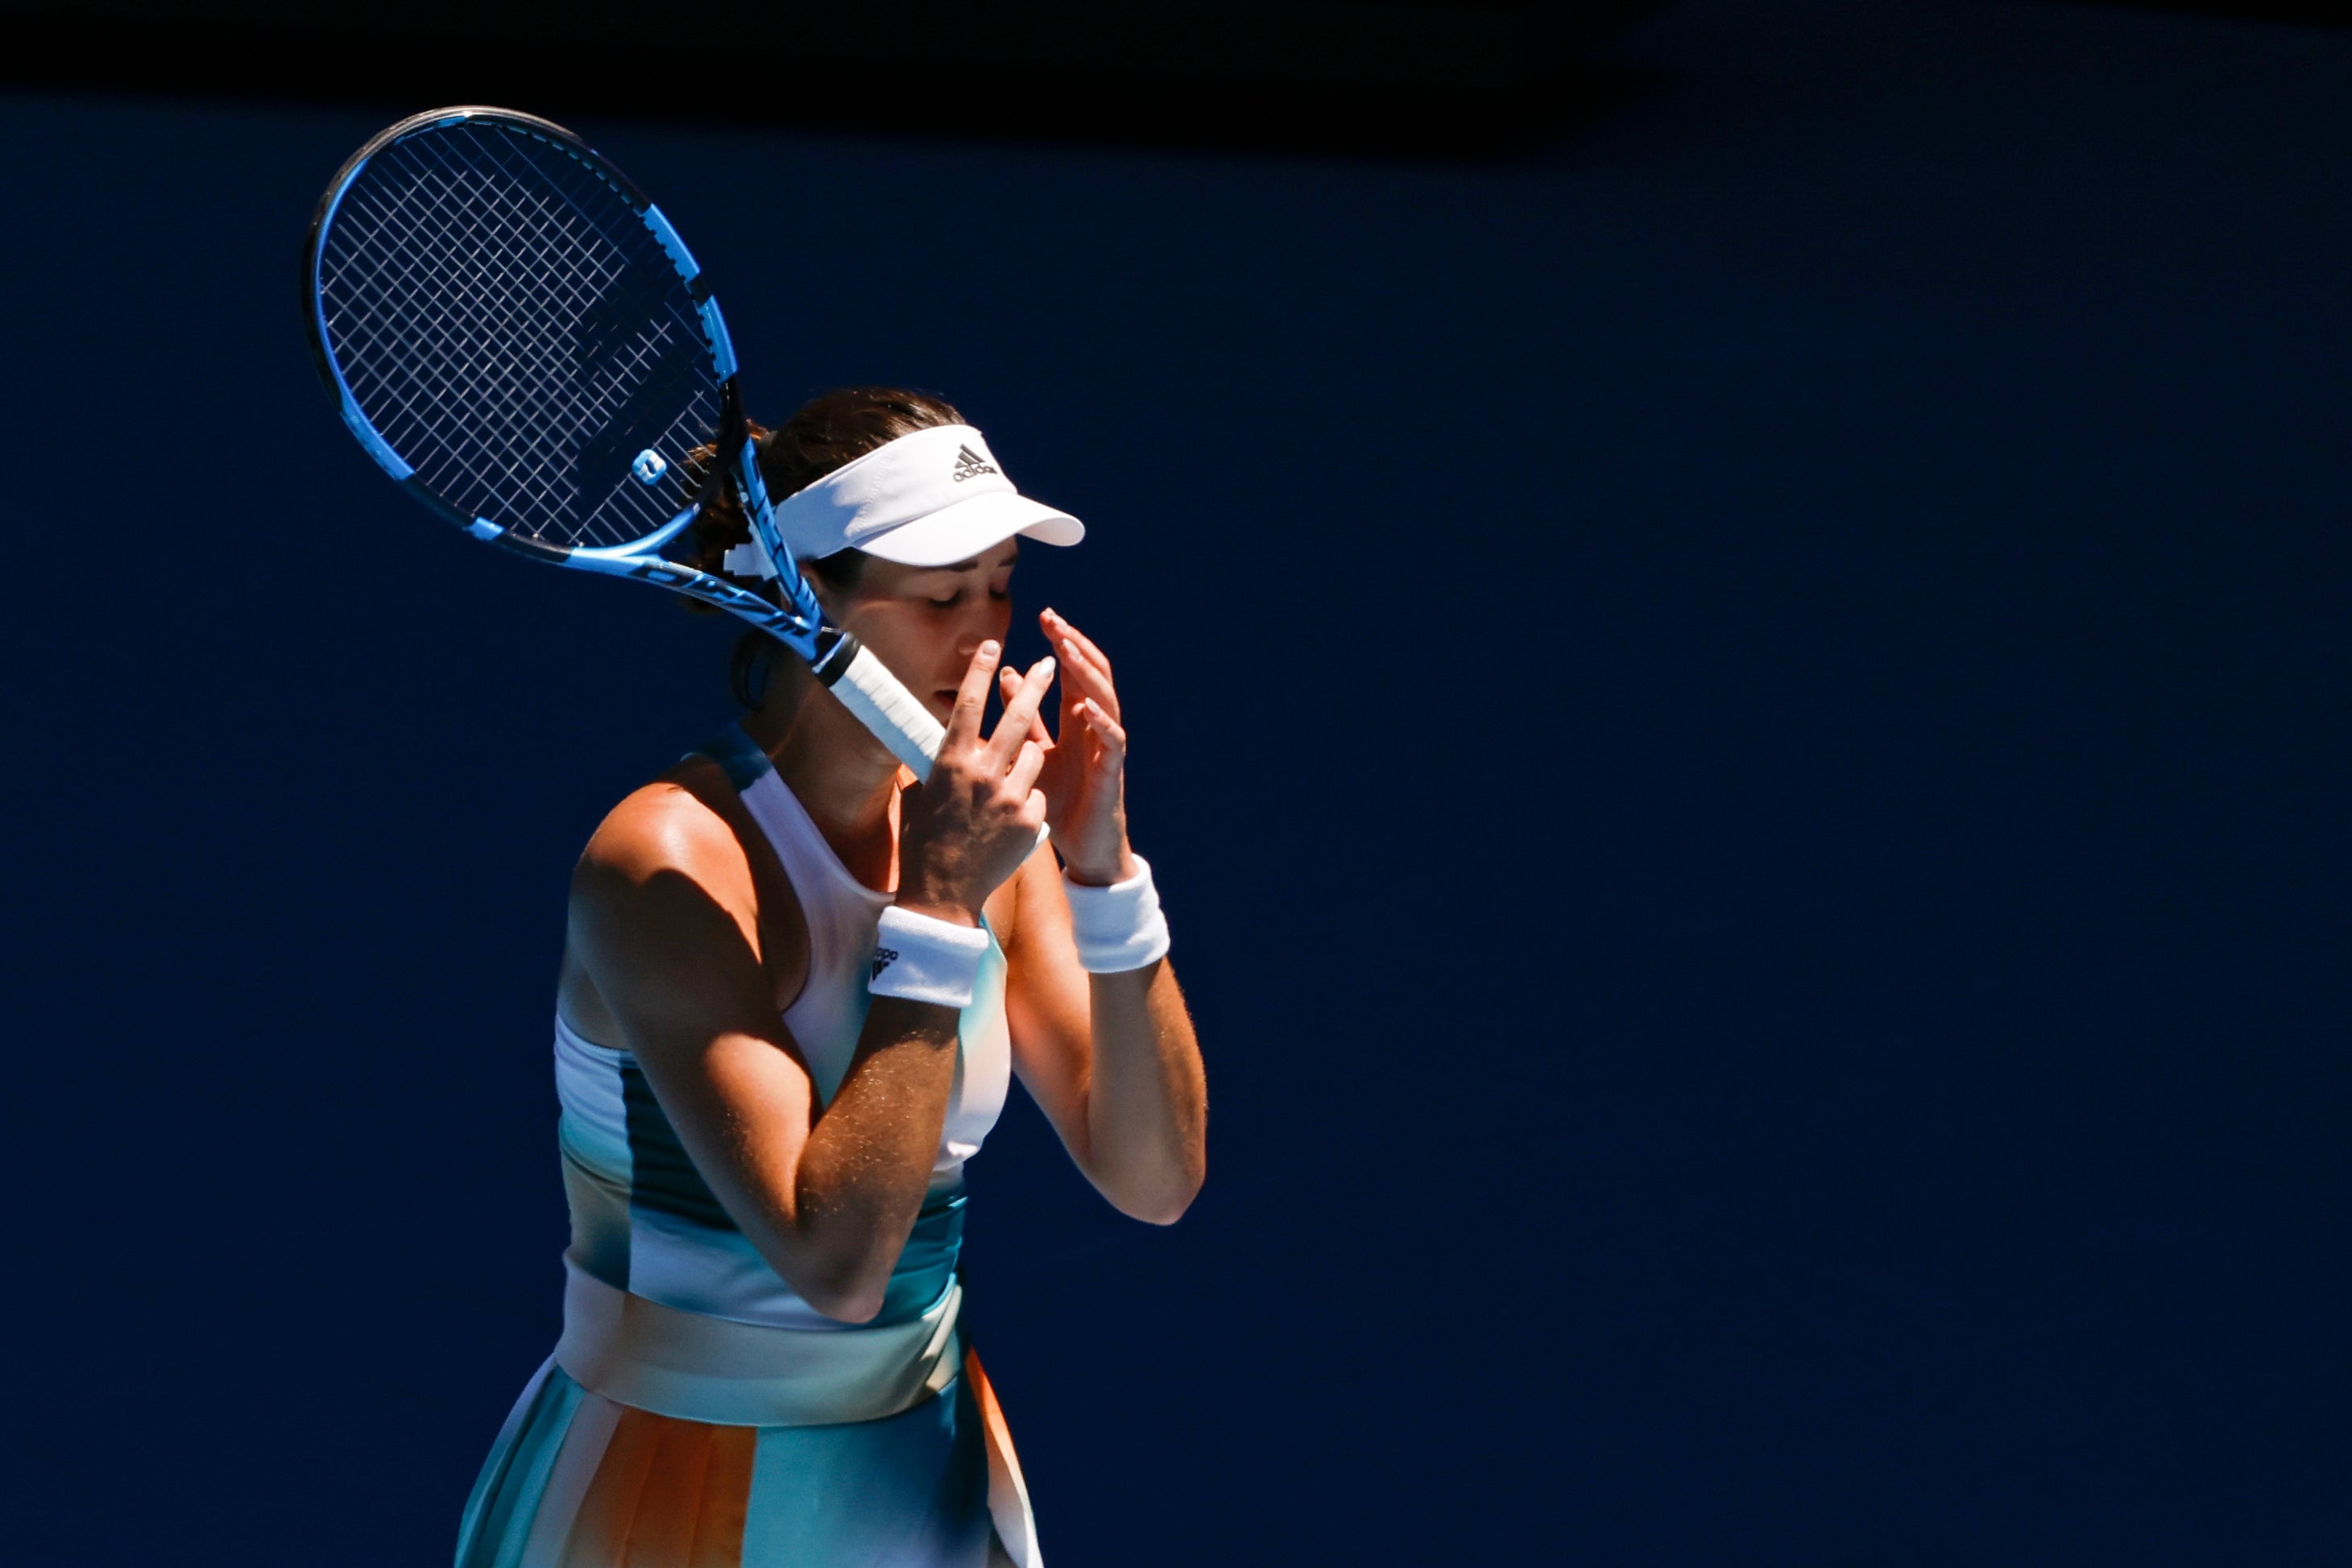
[828,643,946,778]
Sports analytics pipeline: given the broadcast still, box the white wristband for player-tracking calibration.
[869,905,990,1008]
[1063,854,1172,974]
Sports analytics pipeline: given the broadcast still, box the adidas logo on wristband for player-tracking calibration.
[869,908,989,1009]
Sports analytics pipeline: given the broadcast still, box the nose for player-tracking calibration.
[954,596,1013,659]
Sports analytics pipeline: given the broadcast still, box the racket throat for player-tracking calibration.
[807,627,860,684]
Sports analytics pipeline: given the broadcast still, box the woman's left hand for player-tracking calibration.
[1001,607,1134,885]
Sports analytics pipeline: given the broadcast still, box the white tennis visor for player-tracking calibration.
[772,424,1083,569]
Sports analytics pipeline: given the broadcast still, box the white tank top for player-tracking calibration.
[731,734,1012,1180]
[549,725,1009,1330]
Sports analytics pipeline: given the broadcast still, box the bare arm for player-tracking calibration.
[1004,855,1206,1223]
[1000,609,1207,1223]
[573,641,1057,1321]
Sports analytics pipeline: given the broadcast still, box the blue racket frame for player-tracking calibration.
[303,106,851,678]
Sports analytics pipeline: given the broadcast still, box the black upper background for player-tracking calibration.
[2,0,2346,1562]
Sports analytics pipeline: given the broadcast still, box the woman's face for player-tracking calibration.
[818,538,1019,724]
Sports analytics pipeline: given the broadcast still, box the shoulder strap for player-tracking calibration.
[686,723,772,795]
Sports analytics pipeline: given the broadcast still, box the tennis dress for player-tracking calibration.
[454,726,1040,1568]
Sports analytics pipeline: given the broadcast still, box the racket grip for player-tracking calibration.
[826,643,946,779]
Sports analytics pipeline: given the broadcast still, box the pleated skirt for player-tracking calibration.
[455,1348,1037,1568]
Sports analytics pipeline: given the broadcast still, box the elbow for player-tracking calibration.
[1114,1167,1204,1227]
[797,1276,889,1325]
[814,1291,888,1326]
[773,1251,892,1324]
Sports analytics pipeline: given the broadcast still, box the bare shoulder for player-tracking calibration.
[563,759,792,1044]
[574,758,755,911]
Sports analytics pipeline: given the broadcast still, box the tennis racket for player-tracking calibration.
[301,105,946,775]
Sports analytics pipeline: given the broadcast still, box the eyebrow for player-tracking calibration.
[917,549,1018,574]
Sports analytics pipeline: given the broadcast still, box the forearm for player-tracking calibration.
[766,647,1056,1311]
[1080,960,1206,1223]
[763,998,962,1319]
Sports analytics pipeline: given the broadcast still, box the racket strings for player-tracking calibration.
[334,139,686,543]
[334,133,660,527]
[333,162,607,505]
[337,180,619,515]
[399,129,662,500]
[352,167,635,531]
[318,122,720,550]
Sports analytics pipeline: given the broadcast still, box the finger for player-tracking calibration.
[1054,647,1087,734]
[1045,617,1119,718]
[1018,788,1050,834]
[1041,610,1098,681]
[1008,669,1058,752]
[1050,627,1108,686]
[1042,610,1114,682]
[1008,662,1055,745]
[1017,686,1057,752]
[1056,640,1119,720]
[983,656,1056,772]
[1007,736,1047,796]
[1081,697,1127,766]
[944,640,1001,751]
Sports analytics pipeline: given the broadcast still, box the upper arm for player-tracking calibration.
[569,787,818,1238]
[997,846,1097,1153]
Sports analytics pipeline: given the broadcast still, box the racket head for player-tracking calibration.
[302,106,739,556]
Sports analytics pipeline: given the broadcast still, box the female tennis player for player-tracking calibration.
[453,388,1207,1568]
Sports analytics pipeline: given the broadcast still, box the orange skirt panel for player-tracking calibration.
[458,1348,1038,1568]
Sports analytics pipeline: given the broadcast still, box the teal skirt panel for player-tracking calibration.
[454,1359,997,1568]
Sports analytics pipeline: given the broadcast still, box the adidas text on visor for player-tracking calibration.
[768,424,1083,569]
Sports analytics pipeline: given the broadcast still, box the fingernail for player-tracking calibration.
[979,639,999,656]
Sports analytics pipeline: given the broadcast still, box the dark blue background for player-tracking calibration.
[4,0,2346,1561]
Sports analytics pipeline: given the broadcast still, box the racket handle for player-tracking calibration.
[826,642,946,779]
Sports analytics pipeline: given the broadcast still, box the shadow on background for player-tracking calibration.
[0,0,2345,1562]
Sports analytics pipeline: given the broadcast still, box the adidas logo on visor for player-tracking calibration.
[951,445,999,483]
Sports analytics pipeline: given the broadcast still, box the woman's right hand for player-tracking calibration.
[894,640,1054,925]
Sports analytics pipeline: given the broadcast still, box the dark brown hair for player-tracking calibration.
[684,387,966,705]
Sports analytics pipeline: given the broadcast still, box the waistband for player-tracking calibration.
[553,1256,964,1427]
